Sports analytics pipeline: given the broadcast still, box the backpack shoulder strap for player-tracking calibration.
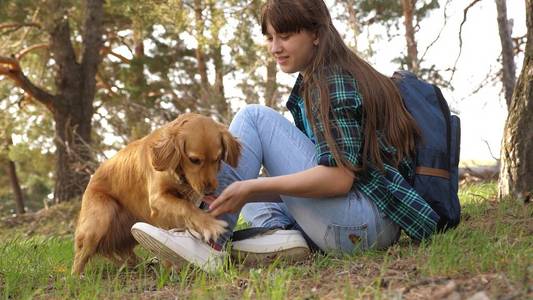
[433,85,452,171]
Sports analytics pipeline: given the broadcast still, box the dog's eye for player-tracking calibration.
[189,157,202,165]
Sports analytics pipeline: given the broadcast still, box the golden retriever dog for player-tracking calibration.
[71,113,241,275]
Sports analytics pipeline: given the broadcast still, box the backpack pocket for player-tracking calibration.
[414,147,460,231]
[414,174,453,230]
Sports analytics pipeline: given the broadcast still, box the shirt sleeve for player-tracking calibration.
[309,72,364,168]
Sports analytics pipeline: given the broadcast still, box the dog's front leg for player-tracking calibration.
[148,191,228,242]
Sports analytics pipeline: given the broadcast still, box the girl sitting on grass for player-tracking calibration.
[131,0,439,273]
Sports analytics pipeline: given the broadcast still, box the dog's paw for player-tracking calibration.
[195,217,228,242]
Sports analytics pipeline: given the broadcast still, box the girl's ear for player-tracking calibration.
[313,38,319,46]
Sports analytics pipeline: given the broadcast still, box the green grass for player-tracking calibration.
[0,181,531,299]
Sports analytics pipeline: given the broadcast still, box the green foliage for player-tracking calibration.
[0,0,485,213]
[0,84,54,213]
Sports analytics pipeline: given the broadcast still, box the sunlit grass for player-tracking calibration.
[0,181,531,299]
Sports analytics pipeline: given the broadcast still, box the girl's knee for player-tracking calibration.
[232,104,276,126]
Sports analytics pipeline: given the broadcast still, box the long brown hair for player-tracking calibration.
[261,0,419,173]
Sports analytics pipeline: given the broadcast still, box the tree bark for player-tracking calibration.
[127,22,151,141]
[194,0,209,95]
[5,137,25,214]
[264,58,278,108]
[401,0,419,73]
[498,0,533,203]
[50,0,103,202]
[213,42,230,120]
[0,0,104,202]
[495,0,516,107]
[345,0,360,52]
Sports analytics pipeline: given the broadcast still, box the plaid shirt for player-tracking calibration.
[286,70,439,240]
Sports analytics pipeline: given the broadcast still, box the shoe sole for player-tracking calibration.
[131,227,187,269]
[231,246,310,265]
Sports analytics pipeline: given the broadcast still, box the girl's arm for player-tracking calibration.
[208,165,354,216]
[252,165,353,198]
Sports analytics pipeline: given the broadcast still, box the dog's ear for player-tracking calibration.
[150,132,180,171]
[219,126,241,168]
[150,114,192,171]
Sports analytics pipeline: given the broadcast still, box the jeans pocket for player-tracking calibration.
[323,223,369,254]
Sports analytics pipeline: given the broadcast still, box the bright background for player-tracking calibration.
[277,0,527,163]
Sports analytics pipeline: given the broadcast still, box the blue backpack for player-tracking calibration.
[393,70,461,231]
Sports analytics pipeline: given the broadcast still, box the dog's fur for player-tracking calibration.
[71,113,241,275]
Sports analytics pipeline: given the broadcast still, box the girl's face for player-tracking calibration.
[265,22,317,74]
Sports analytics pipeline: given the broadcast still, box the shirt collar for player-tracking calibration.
[286,73,304,111]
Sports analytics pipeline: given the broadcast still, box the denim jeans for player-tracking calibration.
[215,104,400,254]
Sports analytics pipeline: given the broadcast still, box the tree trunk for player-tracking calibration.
[345,0,360,52]
[128,23,151,141]
[401,0,419,73]
[496,0,516,107]
[498,0,533,203]
[5,137,25,214]
[264,58,278,108]
[1,0,103,203]
[6,160,25,214]
[49,0,103,202]
[194,0,209,97]
[52,107,94,202]
[213,42,230,120]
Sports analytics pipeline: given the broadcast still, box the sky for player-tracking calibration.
[359,0,527,162]
[274,0,527,163]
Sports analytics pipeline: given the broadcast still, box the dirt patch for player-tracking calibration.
[0,200,80,238]
[394,272,529,299]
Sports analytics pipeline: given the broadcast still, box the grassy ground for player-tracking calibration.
[0,181,531,299]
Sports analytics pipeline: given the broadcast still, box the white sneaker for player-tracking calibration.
[231,229,310,264]
[131,222,225,273]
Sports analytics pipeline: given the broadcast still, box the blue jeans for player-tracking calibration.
[215,105,400,254]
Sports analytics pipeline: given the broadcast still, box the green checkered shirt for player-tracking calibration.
[286,70,439,240]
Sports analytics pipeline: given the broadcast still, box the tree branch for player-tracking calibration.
[0,56,20,71]
[0,22,41,35]
[81,0,104,75]
[79,0,104,121]
[0,55,55,111]
[482,139,500,161]
[16,43,49,60]
[101,47,131,64]
[458,64,499,102]
[49,18,79,83]
[96,72,118,96]
[420,0,451,62]
[513,34,527,54]
[450,0,483,82]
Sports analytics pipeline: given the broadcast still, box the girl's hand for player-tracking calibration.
[208,180,254,217]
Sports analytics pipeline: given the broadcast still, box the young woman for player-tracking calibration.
[131,0,439,272]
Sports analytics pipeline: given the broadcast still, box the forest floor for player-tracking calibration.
[0,181,531,299]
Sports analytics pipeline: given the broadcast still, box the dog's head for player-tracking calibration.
[150,113,241,195]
